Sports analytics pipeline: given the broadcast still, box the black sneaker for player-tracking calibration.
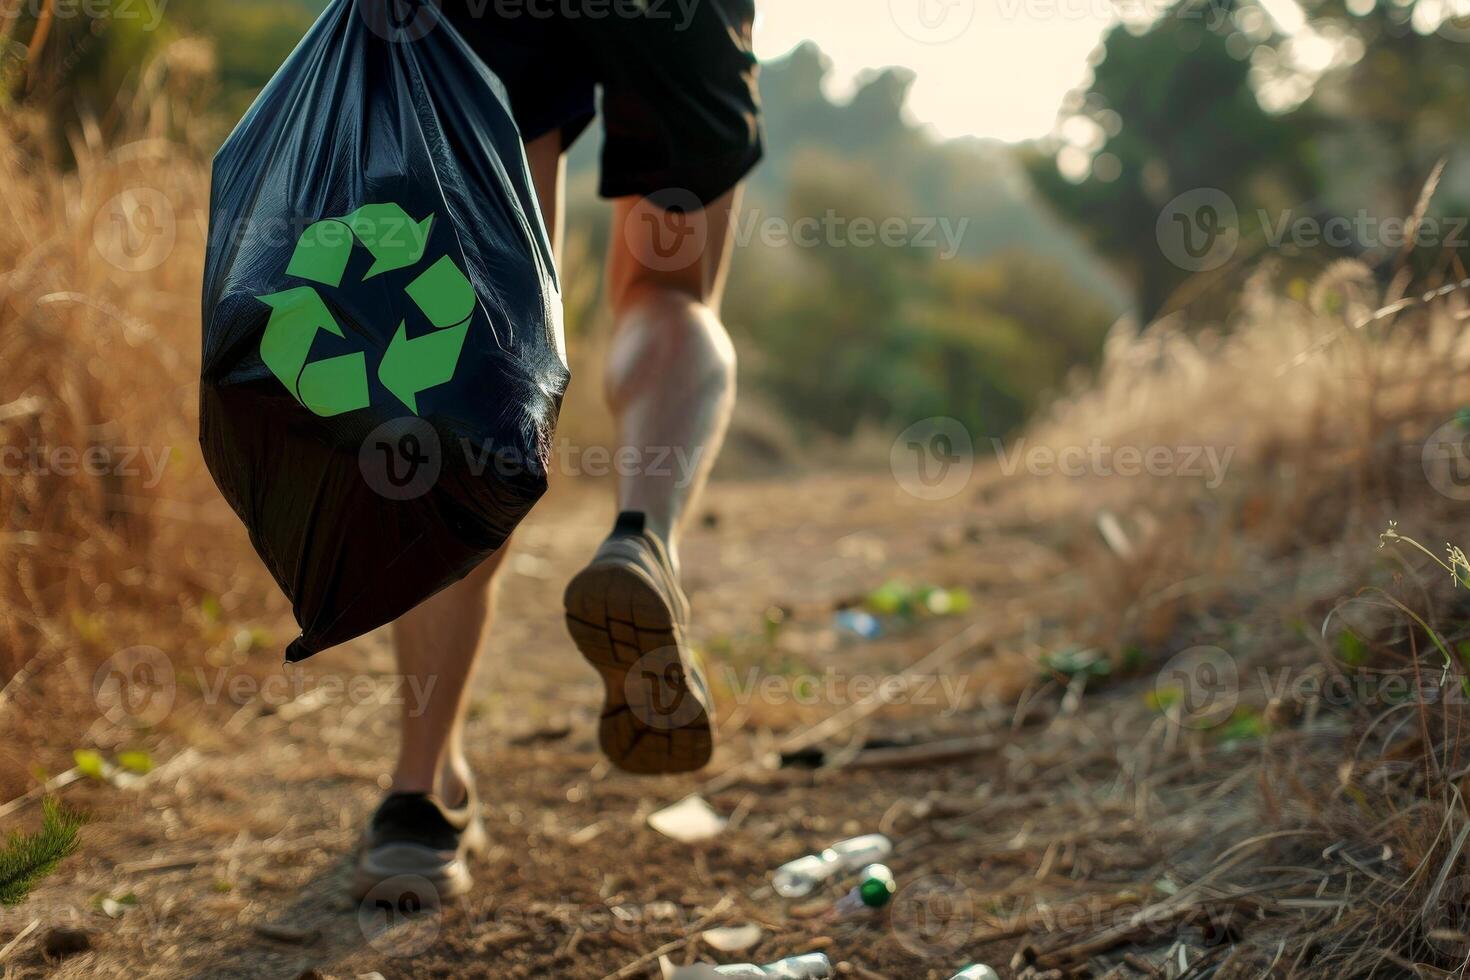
[350,789,487,904]
[564,511,714,774]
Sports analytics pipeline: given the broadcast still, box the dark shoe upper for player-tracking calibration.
[593,511,690,624]
[366,791,475,853]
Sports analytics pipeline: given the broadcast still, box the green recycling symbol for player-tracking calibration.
[256,203,476,417]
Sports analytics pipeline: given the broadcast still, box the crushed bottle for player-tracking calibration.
[949,967,1000,980]
[712,952,834,977]
[771,833,893,898]
[831,864,896,917]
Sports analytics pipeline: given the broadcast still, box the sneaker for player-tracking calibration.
[564,511,714,774]
[350,789,487,904]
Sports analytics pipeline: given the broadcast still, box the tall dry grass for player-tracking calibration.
[0,44,282,799]
[978,236,1470,972]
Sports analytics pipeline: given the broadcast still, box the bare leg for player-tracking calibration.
[388,130,565,802]
[604,189,741,567]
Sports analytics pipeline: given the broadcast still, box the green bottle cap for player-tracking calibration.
[857,864,896,908]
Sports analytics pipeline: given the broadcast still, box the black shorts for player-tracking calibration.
[442,0,764,209]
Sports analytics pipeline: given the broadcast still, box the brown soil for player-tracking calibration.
[5,460,1443,980]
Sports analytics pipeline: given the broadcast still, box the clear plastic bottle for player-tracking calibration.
[830,863,896,917]
[712,952,834,978]
[771,833,893,898]
[949,967,1000,980]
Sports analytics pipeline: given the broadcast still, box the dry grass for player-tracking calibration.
[6,58,1470,976]
[959,238,1470,974]
[0,64,283,801]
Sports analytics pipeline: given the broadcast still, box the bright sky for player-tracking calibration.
[752,0,1117,143]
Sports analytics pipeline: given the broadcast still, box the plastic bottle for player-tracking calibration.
[771,833,893,897]
[830,863,896,917]
[712,952,834,977]
[949,967,1000,980]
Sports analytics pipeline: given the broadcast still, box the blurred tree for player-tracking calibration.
[1023,0,1323,320]
[728,151,1116,439]
[1292,0,1470,251]
[1,0,319,129]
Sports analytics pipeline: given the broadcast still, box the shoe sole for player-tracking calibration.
[564,561,713,774]
[349,816,487,905]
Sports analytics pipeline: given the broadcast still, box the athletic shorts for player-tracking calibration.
[442,0,764,210]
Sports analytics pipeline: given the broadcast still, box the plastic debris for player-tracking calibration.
[702,924,764,952]
[647,795,726,843]
[772,833,893,897]
[833,609,881,639]
[949,967,1001,980]
[831,864,896,917]
[865,581,971,618]
[704,953,833,978]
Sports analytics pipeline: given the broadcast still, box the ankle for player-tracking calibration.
[389,756,470,805]
[437,757,471,806]
[615,508,680,576]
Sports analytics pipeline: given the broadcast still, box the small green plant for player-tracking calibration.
[1040,647,1111,679]
[0,799,86,906]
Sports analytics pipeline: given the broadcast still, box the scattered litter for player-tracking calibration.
[830,864,895,918]
[647,795,726,843]
[1096,509,1134,558]
[116,750,153,775]
[72,749,107,782]
[39,926,90,960]
[865,581,970,619]
[718,952,833,977]
[98,894,137,918]
[666,962,720,980]
[832,610,880,640]
[671,952,833,978]
[702,924,763,953]
[252,922,320,945]
[772,833,893,898]
[568,821,605,846]
[950,967,1000,980]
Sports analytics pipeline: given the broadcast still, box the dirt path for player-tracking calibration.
[9,473,1252,979]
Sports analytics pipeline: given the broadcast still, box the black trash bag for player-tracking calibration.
[200,0,567,663]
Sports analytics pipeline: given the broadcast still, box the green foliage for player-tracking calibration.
[1025,0,1321,319]
[0,799,86,907]
[1041,648,1112,679]
[729,144,1117,439]
[1216,707,1268,743]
